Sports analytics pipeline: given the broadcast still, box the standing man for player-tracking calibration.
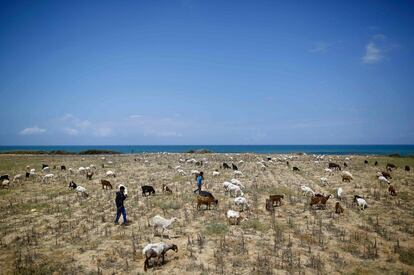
[115,185,128,225]
[193,171,204,194]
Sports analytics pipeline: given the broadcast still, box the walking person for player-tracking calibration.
[115,185,128,225]
[193,171,204,194]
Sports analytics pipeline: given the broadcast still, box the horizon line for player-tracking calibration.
[1,144,414,146]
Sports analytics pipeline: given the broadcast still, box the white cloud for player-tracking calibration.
[61,113,74,120]
[94,127,112,137]
[362,42,382,64]
[362,34,397,64]
[129,114,144,119]
[144,131,183,137]
[373,34,386,40]
[309,42,330,53]
[63,128,79,136]
[76,120,91,129]
[19,126,46,135]
[60,113,91,129]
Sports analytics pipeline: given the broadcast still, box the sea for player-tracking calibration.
[0,145,413,156]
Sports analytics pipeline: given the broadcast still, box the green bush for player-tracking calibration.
[205,223,228,236]
[399,248,414,266]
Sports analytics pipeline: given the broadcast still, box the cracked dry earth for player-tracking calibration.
[0,153,413,274]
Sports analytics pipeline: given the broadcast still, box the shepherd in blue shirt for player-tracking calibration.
[193,171,204,194]
[114,186,128,225]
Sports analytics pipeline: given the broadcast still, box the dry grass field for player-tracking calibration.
[0,153,413,274]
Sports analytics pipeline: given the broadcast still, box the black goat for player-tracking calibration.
[328,162,341,170]
[142,185,155,196]
[222,162,231,169]
[69,181,77,189]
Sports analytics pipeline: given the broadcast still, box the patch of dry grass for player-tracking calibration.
[0,153,413,274]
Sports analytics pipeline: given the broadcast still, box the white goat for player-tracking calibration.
[177,169,186,176]
[42,167,50,173]
[324,168,333,174]
[106,170,116,177]
[228,184,244,197]
[234,196,250,211]
[152,215,178,238]
[78,167,86,174]
[378,175,390,185]
[42,174,54,183]
[142,242,178,271]
[223,181,232,191]
[2,180,10,188]
[341,171,353,182]
[337,187,343,200]
[301,185,315,196]
[355,198,368,210]
[230,178,245,189]
[13,174,22,183]
[227,210,244,225]
[75,186,89,198]
[212,171,220,176]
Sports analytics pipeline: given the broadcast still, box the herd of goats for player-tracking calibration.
[0,154,412,271]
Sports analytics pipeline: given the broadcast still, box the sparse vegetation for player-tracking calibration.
[187,149,212,154]
[0,153,413,274]
[398,248,414,266]
[205,223,228,236]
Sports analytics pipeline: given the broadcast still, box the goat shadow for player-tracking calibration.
[145,256,179,271]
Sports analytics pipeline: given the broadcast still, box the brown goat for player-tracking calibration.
[162,184,173,194]
[335,202,344,214]
[197,192,218,210]
[165,186,172,194]
[386,163,397,171]
[388,185,397,196]
[101,179,112,189]
[269,194,284,207]
[310,194,331,209]
[86,171,94,180]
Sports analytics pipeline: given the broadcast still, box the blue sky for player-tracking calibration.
[0,0,413,145]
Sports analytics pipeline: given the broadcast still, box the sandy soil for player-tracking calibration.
[0,153,413,275]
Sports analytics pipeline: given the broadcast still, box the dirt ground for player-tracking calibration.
[0,153,413,275]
